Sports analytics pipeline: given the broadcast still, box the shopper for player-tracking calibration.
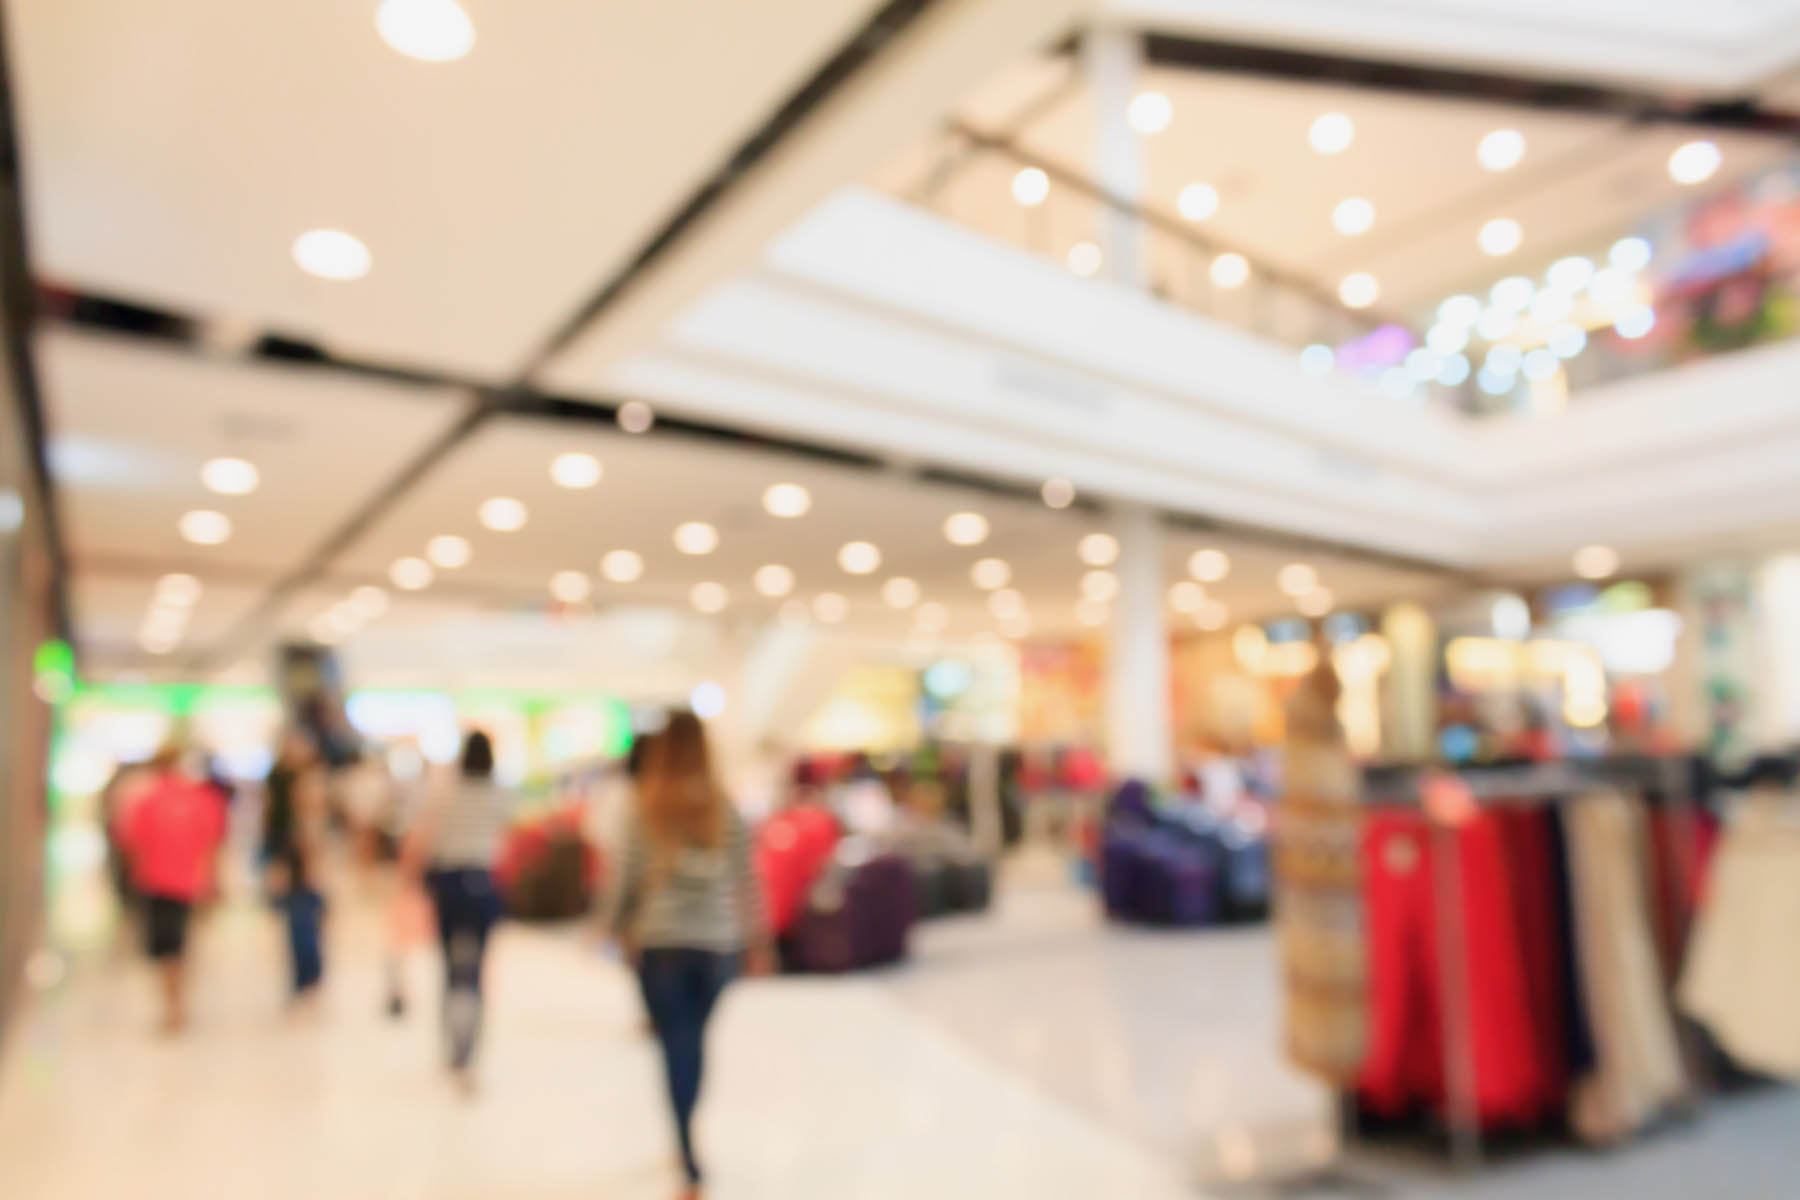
[408,730,511,1091]
[263,729,329,1008]
[608,710,771,1198]
[118,744,226,1034]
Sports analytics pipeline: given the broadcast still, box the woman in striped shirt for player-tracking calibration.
[410,729,511,1092]
[609,710,771,1198]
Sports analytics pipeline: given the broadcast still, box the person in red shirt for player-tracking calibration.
[118,744,227,1034]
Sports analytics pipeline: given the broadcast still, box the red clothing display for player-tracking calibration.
[756,805,839,936]
[1357,809,1550,1129]
[121,772,226,902]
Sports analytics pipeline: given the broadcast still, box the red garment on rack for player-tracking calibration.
[1495,808,1573,1115]
[1358,809,1551,1128]
[1645,807,1720,985]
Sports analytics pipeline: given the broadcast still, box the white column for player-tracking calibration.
[1082,27,1145,290]
[1106,506,1172,784]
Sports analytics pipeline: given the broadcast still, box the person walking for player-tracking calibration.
[263,729,329,1009]
[608,710,772,1199]
[118,744,226,1033]
[407,730,511,1092]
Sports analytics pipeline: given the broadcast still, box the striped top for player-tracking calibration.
[609,805,766,953]
[430,779,514,870]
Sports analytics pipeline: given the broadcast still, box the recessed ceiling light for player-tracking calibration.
[617,400,654,435]
[1075,599,1109,628]
[988,588,1025,620]
[1011,167,1050,207]
[1588,268,1636,308]
[426,534,471,569]
[292,229,371,281]
[1437,354,1472,387]
[1338,272,1380,309]
[1614,305,1657,340]
[1169,580,1206,613]
[1477,129,1526,171]
[307,613,341,645]
[971,558,1012,590]
[600,549,644,583]
[689,681,726,720]
[1609,236,1653,274]
[1178,183,1219,222]
[1078,532,1119,567]
[550,452,602,489]
[550,570,591,604]
[1476,308,1518,341]
[1573,544,1620,580]
[1489,276,1535,313]
[943,511,989,546]
[1549,324,1588,359]
[1195,599,1230,631]
[389,556,433,591]
[1129,91,1172,134]
[201,456,259,496]
[1438,295,1482,327]
[1189,548,1230,582]
[1298,587,1335,617]
[762,483,811,518]
[1479,218,1523,257]
[1309,112,1354,155]
[837,540,881,575]
[1332,197,1375,236]
[1299,344,1334,376]
[351,585,388,620]
[1486,344,1524,374]
[915,602,949,633]
[1210,253,1250,289]
[1530,289,1573,323]
[1081,569,1120,603]
[1547,256,1595,293]
[179,509,231,546]
[673,521,719,555]
[327,603,361,637]
[1041,477,1075,509]
[1278,563,1317,596]
[1478,366,1516,397]
[1067,242,1103,277]
[479,497,527,533]
[375,0,475,62]
[155,573,202,605]
[1668,140,1721,186]
[754,564,796,597]
[1427,323,1470,356]
[1522,348,1561,382]
[882,577,921,609]
[690,582,729,614]
[813,592,849,623]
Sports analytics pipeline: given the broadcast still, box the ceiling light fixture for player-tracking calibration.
[389,556,433,591]
[1189,548,1230,582]
[1489,276,1535,312]
[1011,167,1050,207]
[351,585,389,620]
[550,452,602,489]
[426,534,471,569]
[1278,563,1317,596]
[1476,307,1518,341]
[1178,183,1219,222]
[1041,477,1075,509]
[1332,197,1375,236]
[1210,252,1250,289]
[1609,236,1653,274]
[549,571,591,604]
[1427,323,1470,356]
[673,521,719,556]
[813,592,849,623]
[1547,256,1596,293]
[1081,569,1120,603]
[754,564,796,598]
[971,558,1012,590]
[1438,295,1482,327]
[155,573,203,605]
[1068,242,1103,277]
[1522,348,1561,383]
[1437,354,1472,387]
[1309,112,1354,155]
[690,582,729,614]
[1195,599,1230,632]
[882,577,921,609]
[1530,290,1573,323]
[1477,366,1516,397]
[1299,344,1334,376]
[1298,588,1335,618]
[375,0,476,62]
[1573,544,1620,580]
[988,589,1025,620]
[1078,532,1119,567]
[837,541,881,575]
[762,483,811,519]
[1479,217,1523,257]
[1668,140,1721,186]
[617,400,654,435]
[1170,580,1206,613]
[292,229,371,281]
[1129,91,1173,134]
[1477,129,1526,171]
[1549,324,1588,359]
[600,549,644,583]
[1338,273,1380,309]
[178,509,231,546]
[201,456,259,495]
[478,497,527,532]
[943,511,989,546]
[1615,305,1657,340]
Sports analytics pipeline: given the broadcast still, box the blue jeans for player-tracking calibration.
[637,948,738,1185]
[283,888,325,996]
[426,868,502,1070]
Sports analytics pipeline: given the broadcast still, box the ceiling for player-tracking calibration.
[877,52,1795,316]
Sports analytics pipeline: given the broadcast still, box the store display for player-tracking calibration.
[493,806,602,922]
[785,843,917,974]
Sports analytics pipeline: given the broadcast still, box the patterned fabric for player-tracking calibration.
[610,809,766,953]
[430,780,513,870]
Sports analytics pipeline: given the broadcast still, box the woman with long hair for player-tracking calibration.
[407,729,512,1093]
[609,710,770,1199]
[263,728,328,1008]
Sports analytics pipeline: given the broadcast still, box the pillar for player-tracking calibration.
[1082,27,1146,290]
[1106,506,1172,784]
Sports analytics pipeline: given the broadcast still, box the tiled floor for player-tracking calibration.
[3,861,1797,1198]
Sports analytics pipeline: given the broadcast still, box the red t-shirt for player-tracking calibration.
[122,773,226,902]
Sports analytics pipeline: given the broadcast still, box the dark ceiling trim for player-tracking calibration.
[0,14,73,650]
[1134,34,1800,135]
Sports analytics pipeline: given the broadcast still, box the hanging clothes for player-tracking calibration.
[1562,791,1689,1144]
[1679,785,1800,1081]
